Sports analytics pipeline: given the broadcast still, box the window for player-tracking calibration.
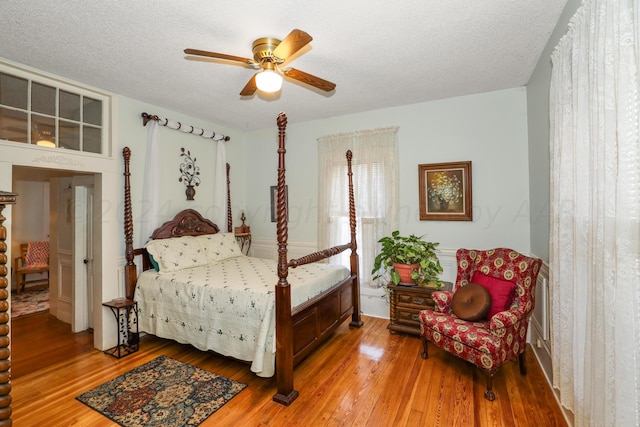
[0,68,106,154]
[318,127,399,288]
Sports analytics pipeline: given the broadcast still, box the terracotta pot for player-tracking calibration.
[393,263,419,285]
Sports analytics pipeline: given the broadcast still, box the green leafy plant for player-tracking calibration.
[371,231,443,287]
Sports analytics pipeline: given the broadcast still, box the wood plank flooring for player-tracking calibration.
[10,311,94,380]
[10,312,567,426]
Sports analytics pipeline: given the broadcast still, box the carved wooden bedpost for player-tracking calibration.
[122,147,137,301]
[273,112,298,406]
[226,163,232,233]
[0,191,17,426]
[346,151,363,327]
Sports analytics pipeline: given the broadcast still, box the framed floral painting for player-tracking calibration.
[418,161,472,221]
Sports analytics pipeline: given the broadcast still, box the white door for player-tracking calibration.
[72,176,94,332]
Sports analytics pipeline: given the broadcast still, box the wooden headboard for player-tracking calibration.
[150,209,220,239]
[131,209,221,280]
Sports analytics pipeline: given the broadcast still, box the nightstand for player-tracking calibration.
[102,298,139,358]
[235,232,251,255]
[235,217,251,255]
[387,281,452,336]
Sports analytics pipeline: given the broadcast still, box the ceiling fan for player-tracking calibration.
[184,29,336,96]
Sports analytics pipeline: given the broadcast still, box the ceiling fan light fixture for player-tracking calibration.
[36,139,56,147]
[185,29,335,96]
[36,130,56,147]
[255,69,283,93]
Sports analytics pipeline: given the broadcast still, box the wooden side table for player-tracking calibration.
[102,298,139,358]
[235,232,251,255]
[387,281,452,336]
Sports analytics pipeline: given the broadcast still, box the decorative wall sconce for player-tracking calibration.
[178,147,200,200]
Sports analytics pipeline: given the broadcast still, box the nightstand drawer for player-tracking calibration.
[396,307,423,325]
[397,293,432,308]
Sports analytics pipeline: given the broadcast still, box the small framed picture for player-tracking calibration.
[418,161,472,221]
[270,185,288,222]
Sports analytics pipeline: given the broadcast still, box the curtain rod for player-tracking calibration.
[141,112,230,141]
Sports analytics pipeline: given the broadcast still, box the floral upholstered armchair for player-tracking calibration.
[418,248,542,401]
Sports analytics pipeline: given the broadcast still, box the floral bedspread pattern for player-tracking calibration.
[135,256,350,377]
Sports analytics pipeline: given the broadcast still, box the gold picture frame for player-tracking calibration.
[418,161,472,221]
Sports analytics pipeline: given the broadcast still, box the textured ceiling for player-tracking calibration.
[0,0,568,131]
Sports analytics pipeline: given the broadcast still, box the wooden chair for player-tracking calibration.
[14,241,50,295]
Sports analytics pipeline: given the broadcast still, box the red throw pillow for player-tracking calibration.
[471,271,517,318]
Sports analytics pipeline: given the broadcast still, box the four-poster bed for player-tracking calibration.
[122,112,363,405]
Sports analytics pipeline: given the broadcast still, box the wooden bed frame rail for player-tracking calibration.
[122,112,362,407]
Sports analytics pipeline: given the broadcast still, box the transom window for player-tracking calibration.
[0,68,107,154]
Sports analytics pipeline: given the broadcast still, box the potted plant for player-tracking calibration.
[371,230,444,288]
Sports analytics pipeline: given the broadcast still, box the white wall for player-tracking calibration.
[244,87,532,257]
[113,96,246,249]
[10,179,48,288]
[241,88,532,317]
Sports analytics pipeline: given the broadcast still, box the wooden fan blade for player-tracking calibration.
[272,29,312,61]
[184,48,253,65]
[283,68,336,92]
[240,74,258,96]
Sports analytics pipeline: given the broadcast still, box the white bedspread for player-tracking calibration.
[135,256,350,377]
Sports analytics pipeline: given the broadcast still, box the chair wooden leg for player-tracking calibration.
[421,337,429,359]
[484,369,497,401]
[518,351,527,375]
[16,272,23,295]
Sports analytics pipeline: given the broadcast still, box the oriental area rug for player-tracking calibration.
[76,355,246,427]
[11,289,49,318]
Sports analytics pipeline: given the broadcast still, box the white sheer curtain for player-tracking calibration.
[549,1,640,425]
[318,127,399,288]
[212,140,227,230]
[140,124,227,242]
[140,121,161,246]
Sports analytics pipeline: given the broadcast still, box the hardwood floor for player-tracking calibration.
[10,313,567,426]
[10,311,94,380]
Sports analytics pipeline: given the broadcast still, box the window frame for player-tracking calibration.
[0,62,110,156]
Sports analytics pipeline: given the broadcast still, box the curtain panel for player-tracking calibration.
[140,121,161,246]
[549,1,640,425]
[317,127,399,288]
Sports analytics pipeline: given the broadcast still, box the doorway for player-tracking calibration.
[11,166,98,365]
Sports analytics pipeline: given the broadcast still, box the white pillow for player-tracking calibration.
[195,233,244,263]
[145,236,208,273]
